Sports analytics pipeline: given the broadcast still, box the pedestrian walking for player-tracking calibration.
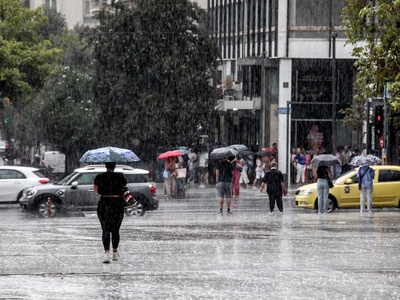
[358,165,375,213]
[164,157,177,199]
[290,148,297,184]
[198,148,209,188]
[239,156,250,189]
[188,149,199,183]
[231,155,242,199]
[295,148,307,184]
[252,156,265,189]
[342,145,351,173]
[259,161,286,214]
[216,158,234,215]
[94,162,128,263]
[314,164,332,214]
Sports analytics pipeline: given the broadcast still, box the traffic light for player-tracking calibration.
[374,105,384,133]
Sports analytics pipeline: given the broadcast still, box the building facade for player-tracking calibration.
[208,0,358,179]
[24,0,111,29]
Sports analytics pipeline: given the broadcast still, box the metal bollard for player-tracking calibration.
[47,196,51,218]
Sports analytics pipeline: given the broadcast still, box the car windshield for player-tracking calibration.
[335,169,357,183]
[56,172,78,185]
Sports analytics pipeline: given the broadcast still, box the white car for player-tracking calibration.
[0,166,50,203]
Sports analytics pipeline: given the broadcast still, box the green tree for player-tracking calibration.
[38,26,98,173]
[341,0,400,132]
[89,0,219,162]
[0,0,62,141]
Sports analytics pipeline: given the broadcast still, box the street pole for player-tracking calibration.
[286,101,290,186]
[331,32,337,156]
[383,84,388,161]
[366,99,371,154]
[331,32,337,179]
[261,64,266,149]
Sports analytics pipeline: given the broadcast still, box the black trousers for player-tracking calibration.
[267,192,283,212]
[97,197,125,251]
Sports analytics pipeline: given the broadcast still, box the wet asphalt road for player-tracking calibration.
[0,185,400,299]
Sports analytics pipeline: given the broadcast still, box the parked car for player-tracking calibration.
[19,165,158,217]
[0,166,49,203]
[294,165,400,213]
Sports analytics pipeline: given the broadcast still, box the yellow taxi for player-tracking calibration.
[294,165,400,212]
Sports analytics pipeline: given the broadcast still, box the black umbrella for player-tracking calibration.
[311,154,340,167]
[228,144,248,152]
[254,150,269,157]
[209,147,238,160]
[238,150,254,158]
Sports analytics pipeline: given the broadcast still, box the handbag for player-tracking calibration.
[162,169,168,179]
[327,177,334,189]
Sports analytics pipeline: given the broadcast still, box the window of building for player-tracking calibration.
[289,0,347,38]
[85,0,91,15]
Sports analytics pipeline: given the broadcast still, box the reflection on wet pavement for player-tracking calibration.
[0,188,399,299]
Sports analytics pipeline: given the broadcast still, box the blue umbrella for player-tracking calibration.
[79,146,140,163]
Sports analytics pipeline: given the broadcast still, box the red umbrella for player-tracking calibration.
[157,150,183,161]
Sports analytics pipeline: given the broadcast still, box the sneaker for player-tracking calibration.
[227,210,232,215]
[112,251,119,261]
[199,184,205,188]
[269,211,274,215]
[219,210,223,215]
[102,252,111,264]
[280,211,283,214]
[252,186,257,190]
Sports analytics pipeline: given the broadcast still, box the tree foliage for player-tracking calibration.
[37,26,98,172]
[89,0,220,162]
[342,0,400,124]
[0,0,62,141]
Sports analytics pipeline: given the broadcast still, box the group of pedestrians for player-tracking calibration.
[216,155,286,215]
[290,145,361,185]
[92,143,374,263]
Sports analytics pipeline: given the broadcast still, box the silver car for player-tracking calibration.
[19,165,158,217]
[0,166,49,203]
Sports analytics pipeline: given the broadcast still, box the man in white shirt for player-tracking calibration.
[198,148,209,188]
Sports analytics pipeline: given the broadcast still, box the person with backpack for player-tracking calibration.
[259,161,287,214]
[358,165,375,213]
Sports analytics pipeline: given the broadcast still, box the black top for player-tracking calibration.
[317,166,329,179]
[262,169,284,194]
[94,172,127,196]
[216,160,234,182]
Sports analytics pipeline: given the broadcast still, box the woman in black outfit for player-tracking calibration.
[94,162,127,263]
[314,164,332,214]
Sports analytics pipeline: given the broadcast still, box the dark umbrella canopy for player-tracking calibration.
[311,154,340,167]
[79,146,140,163]
[228,144,248,152]
[210,147,238,160]
[255,150,269,157]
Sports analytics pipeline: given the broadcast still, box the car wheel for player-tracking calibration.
[37,196,60,218]
[327,195,337,213]
[125,201,146,216]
